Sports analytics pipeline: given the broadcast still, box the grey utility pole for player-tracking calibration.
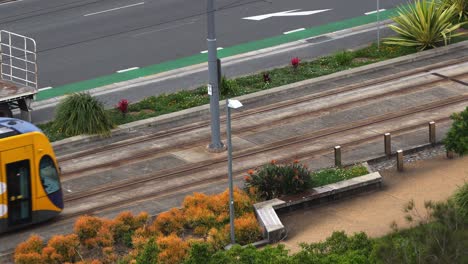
[226,98,243,246]
[206,0,224,151]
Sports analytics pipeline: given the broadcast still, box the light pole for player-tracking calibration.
[377,0,380,50]
[206,0,224,151]
[226,98,243,245]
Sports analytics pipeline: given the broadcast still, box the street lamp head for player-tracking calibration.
[228,99,243,109]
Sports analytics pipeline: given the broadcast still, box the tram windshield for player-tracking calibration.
[39,156,60,194]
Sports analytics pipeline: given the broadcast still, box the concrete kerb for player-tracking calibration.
[34,20,396,111]
[51,40,468,149]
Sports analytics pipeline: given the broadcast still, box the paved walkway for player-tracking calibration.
[280,154,468,252]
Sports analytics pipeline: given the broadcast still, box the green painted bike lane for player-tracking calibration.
[37,9,399,101]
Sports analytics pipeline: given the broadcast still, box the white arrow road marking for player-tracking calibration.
[39,86,52,91]
[243,9,331,21]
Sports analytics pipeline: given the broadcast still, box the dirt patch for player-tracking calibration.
[278,155,468,253]
[128,109,155,116]
[352,57,375,64]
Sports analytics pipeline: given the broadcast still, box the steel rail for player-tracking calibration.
[63,95,466,204]
[61,115,454,220]
[59,71,468,178]
[57,57,468,163]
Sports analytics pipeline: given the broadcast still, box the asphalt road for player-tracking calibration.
[0,0,406,88]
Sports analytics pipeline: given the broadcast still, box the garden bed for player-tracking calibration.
[253,164,382,243]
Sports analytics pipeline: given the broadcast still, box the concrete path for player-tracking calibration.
[280,154,468,252]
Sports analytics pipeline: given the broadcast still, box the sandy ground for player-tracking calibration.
[280,155,468,253]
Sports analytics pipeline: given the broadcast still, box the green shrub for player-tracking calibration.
[244,160,313,200]
[220,76,240,97]
[135,237,159,264]
[334,51,354,66]
[52,92,114,137]
[385,0,466,50]
[295,231,374,263]
[453,182,468,219]
[444,106,468,155]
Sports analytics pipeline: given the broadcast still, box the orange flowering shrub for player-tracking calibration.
[74,260,102,264]
[101,246,118,263]
[14,189,261,263]
[231,213,262,245]
[157,234,189,264]
[151,208,185,235]
[181,188,256,238]
[112,211,148,245]
[15,234,44,255]
[74,215,105,247]
[14,235,45,264]
[184,206,216,231]
[206,227,229,251]
[43,234,80,263]
[13,252,45,264]
[182,192,210,210]
[73,215,114,249]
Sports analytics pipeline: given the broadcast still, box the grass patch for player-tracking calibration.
[39,43,421,142]
[312,164,369,187]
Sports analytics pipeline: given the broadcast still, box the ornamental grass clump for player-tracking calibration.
[385,0,466,50]
[244,160,313,200]
[53,92,114,137]
[334,50,354,66]
[220,76,240,97]
[438,0,468,21]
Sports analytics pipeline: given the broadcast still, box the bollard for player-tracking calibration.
[334,146,342,168]
[384,133,391,156]
[429,121,436,146]
[397,150,404,172]
[446,150,454,159]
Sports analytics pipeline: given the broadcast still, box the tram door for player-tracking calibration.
[2,146,33,226]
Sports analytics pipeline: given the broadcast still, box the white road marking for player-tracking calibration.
[117,67,139,73]
[0,0,23,5]
[243,9,331,21]
[283,28,305,34]
[39,86,52,91]
[0,0,23,6]
[365,9,386,15]
[84,2,144,17]
[200,47,223,54]
[133,20,198,37]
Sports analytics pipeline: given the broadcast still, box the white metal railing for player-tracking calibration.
[0,30,37,89]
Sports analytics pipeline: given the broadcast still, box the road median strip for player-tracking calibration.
[36,9,399,101]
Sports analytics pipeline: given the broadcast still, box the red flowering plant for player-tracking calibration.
[116,99,129,117]
[262,72,271,83]
[291,57,300,71]
[243,160,313,200]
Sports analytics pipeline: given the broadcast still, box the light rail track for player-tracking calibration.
[58,65,468,178]
[57,57,468,164]
[63,95,466,209]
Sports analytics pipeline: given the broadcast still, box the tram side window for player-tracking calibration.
[39,156,60,195]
